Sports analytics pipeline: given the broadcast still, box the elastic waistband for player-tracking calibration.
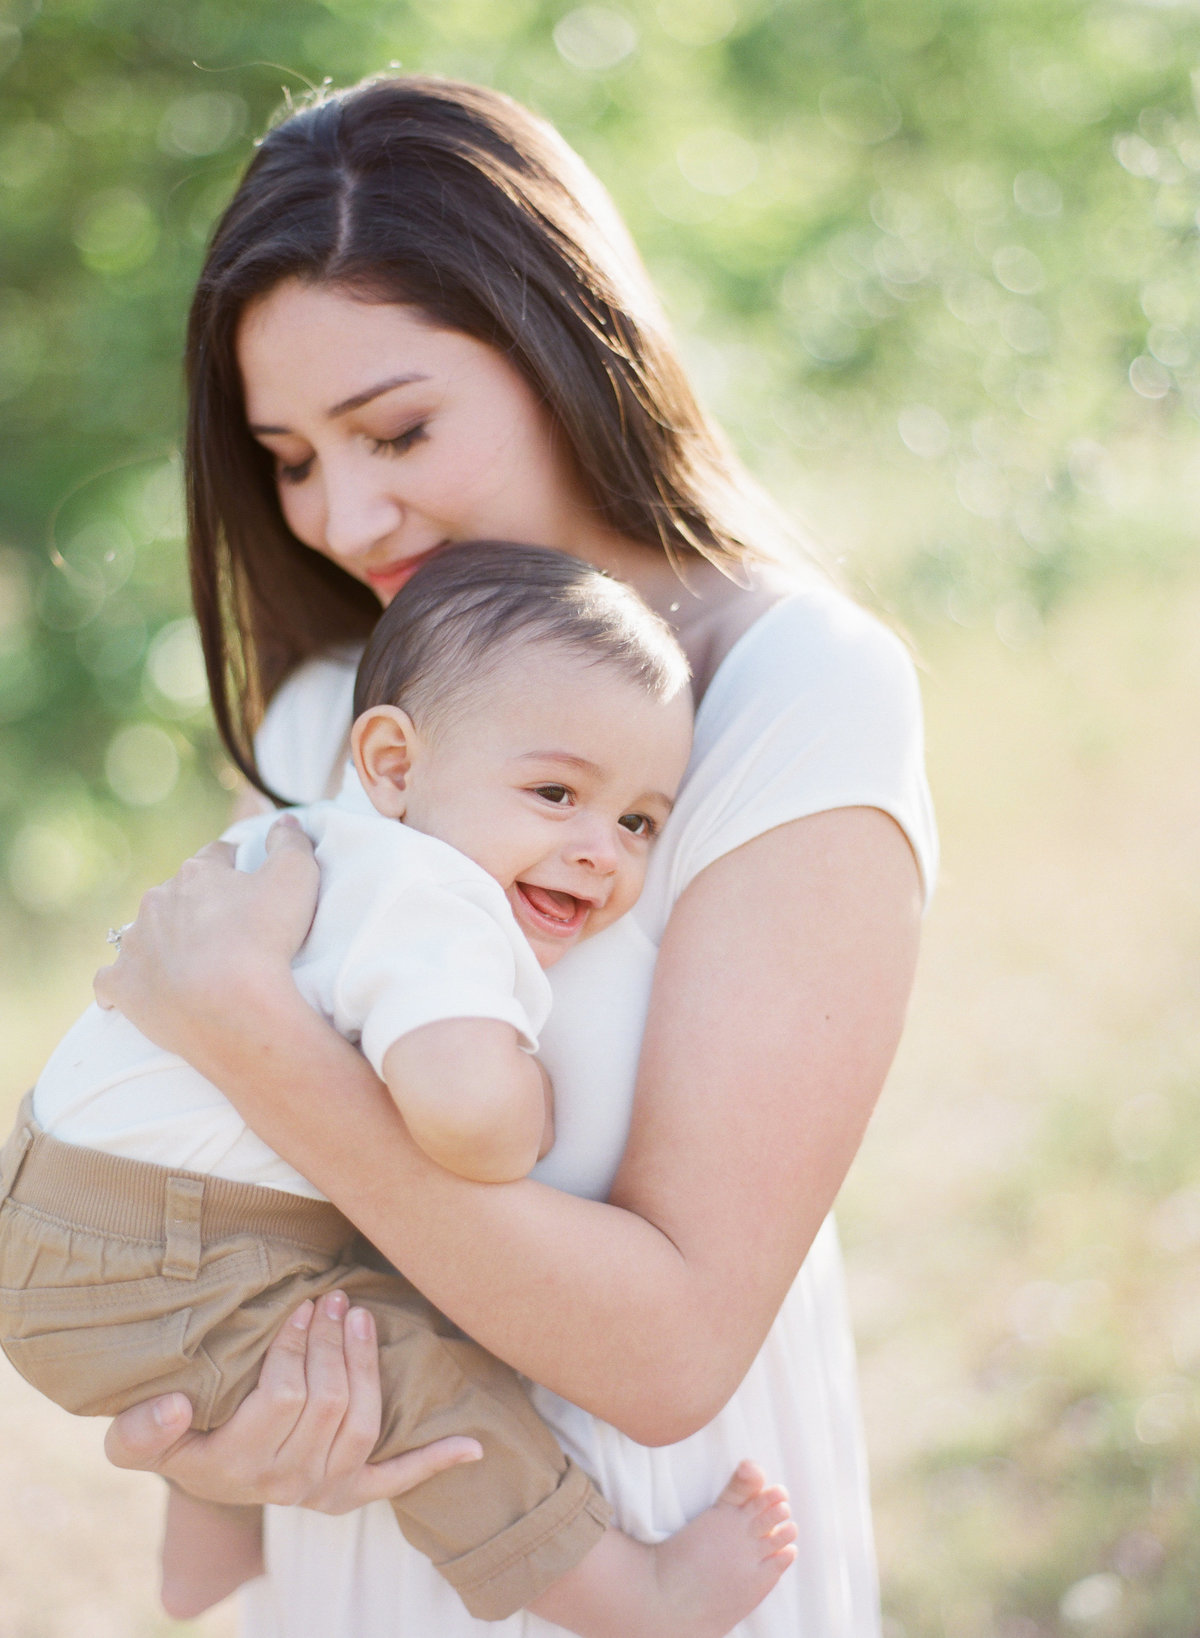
[2,1092,355,1255]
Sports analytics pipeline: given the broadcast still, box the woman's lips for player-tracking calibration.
[364,542,450,597]
[514,883,590,940]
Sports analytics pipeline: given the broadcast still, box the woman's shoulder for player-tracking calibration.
[255,648,360,805]
[699,578,921,739]
[662,577,937,906]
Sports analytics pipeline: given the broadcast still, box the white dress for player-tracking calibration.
[240,582,938,1638]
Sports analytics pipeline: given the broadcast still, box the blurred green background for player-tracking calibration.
[2,1,1199,1634]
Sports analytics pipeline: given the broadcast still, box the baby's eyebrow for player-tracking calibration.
[518,750,602,777]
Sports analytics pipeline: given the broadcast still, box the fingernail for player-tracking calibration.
[290,1300,315,1330]
[455,1443,484,1465]
[322,1290,348,1319]
[153,1394,188,1428]
[349,1307,373,1340]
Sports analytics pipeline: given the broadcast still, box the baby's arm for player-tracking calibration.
[160,1485,264,1619]
[382,1019,549,1182]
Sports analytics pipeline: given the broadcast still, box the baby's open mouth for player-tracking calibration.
[515,883,590,937]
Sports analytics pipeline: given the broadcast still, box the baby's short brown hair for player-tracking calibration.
[353,542,690,732]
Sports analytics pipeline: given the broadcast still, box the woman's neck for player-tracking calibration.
[571,530,791,700]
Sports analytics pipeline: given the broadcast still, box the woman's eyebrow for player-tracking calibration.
[248,373,431,435]
[327,372,431,418]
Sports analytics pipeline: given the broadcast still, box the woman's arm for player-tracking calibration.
[98,805,921,1444]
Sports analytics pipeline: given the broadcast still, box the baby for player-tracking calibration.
[0,543,796,1637]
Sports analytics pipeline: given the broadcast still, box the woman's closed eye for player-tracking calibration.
[277,454,314,485]
[369,422,428,459]
[274,423,427,486]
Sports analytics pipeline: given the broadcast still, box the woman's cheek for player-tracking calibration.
[279,488,324,557]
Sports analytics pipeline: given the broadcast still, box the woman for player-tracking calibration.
[97,75,936,1636]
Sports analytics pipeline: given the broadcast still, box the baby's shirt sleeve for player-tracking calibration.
[332,876,551,1077]
[298,815,553,1079]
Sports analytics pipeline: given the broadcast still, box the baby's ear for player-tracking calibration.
[351,706,420,819]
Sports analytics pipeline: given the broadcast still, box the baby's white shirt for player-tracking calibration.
[34,767,551,1197]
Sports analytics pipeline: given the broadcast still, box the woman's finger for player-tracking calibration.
[350,1437,484,1509]
[278,1292,354,1464]
[250,1298,319,1435]
[263,813,319,877]
[150,1302,324,1505]
[297,1305,484,1513]
[264,812,306,849]
[186,839,238,868]
[93,959,119,1009]
[104,1393,194,1471]
[329,1304,385,1470]
[259,819,321,940]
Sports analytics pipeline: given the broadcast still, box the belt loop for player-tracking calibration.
[163,1176,205,1280]
[0,1094,37,1207]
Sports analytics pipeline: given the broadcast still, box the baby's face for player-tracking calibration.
[398,650,693,968]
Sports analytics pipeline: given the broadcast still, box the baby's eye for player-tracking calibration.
[618,812,657,839]
[370,423,428,457]
[533,784,573,807]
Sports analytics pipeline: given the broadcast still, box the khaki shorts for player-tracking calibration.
[0,1094,609,1619]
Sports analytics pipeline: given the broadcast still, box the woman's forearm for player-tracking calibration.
[196,970,721,1442]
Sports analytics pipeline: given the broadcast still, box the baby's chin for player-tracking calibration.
[528,933,579,971]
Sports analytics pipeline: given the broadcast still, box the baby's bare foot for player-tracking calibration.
[527,1459,796,1638]
[647,1459,798,1637]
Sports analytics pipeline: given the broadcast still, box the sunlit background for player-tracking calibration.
[2,2,1200,1634]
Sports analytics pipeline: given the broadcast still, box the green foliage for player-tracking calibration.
[3,6,1200,1630]
[3,0,1200,929]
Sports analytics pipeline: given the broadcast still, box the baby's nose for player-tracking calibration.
[566,818,619,873]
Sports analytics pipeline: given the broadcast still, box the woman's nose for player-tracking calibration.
[320,462,402,560]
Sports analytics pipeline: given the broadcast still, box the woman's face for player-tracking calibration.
[237,280,600,604]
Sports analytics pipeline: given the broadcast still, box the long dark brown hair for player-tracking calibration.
[186,73,781,797]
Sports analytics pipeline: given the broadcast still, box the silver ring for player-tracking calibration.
[106,924,129,953]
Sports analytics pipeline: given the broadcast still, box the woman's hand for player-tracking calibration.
[94,818,320,1061]
[104,1292,482,1511]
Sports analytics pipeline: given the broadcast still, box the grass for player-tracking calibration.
[2,564,1198,1633]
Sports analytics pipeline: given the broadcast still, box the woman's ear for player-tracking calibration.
[350,706,422,820]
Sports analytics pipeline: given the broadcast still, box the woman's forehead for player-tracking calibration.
[236,283,481,414]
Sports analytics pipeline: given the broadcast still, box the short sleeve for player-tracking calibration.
[255,653,358,805]
[329,876,552,1076]
[660,589,938,908]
